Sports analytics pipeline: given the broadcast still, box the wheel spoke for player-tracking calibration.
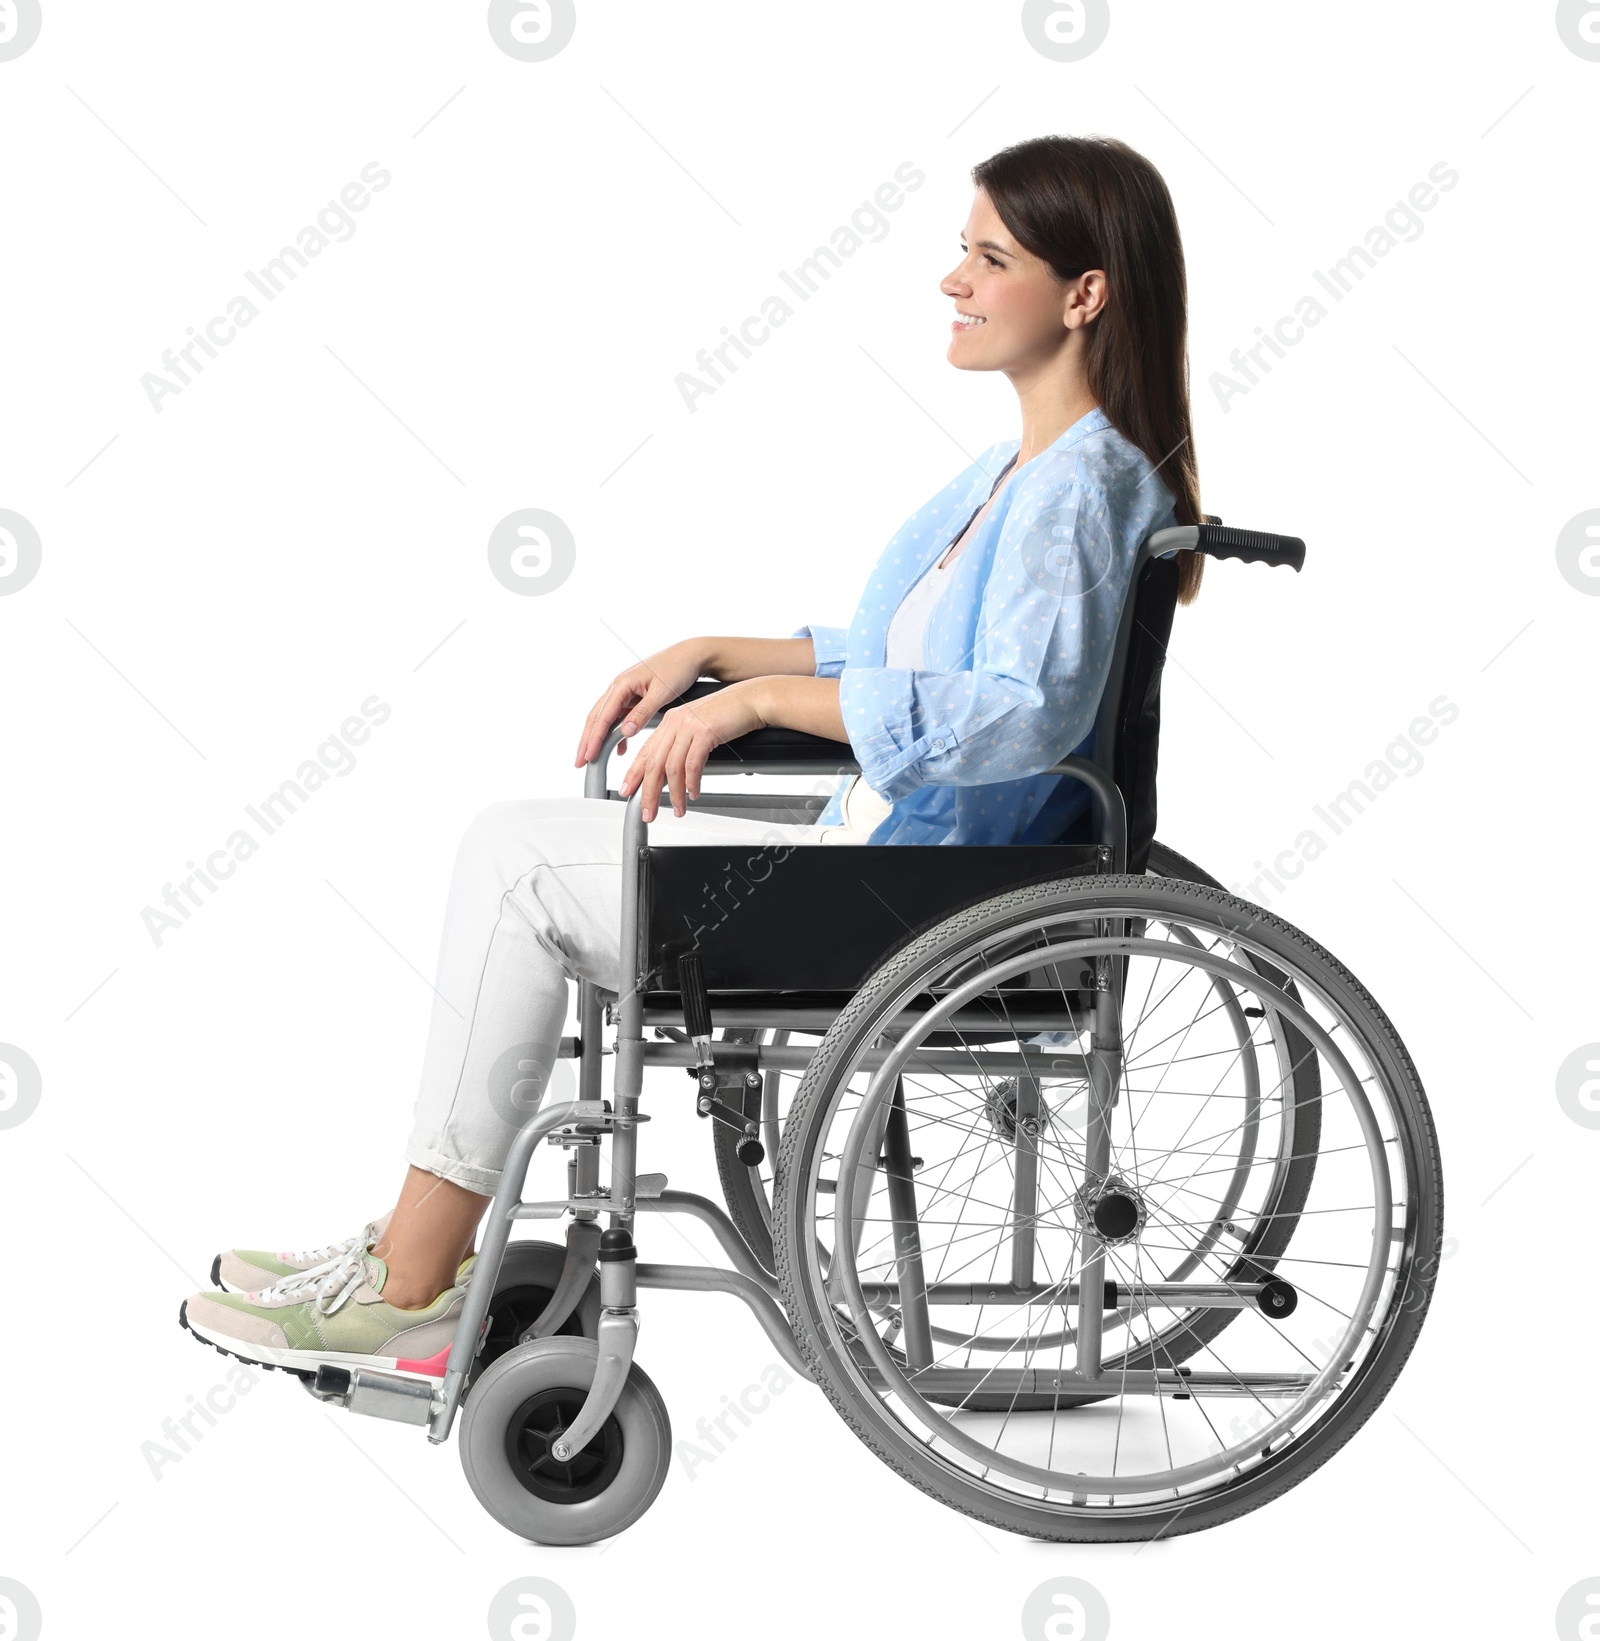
[774,882,1434,1525]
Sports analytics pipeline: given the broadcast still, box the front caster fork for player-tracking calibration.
[549,1227,639,1461]
[520,1218,602,1343]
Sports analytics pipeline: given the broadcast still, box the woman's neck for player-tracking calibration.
[1009,355,1099,468]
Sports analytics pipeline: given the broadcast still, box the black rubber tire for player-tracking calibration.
[1145,838,1216,886]
[773,872,1443,1543]
[464,1240,602,1396]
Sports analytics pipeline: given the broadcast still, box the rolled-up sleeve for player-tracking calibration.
[836,480,1130,801]
[791,623,850,679]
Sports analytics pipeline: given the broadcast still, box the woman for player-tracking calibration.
[181,133,1205,1379]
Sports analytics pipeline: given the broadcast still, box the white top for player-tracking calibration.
[885,552,953,668]
[817,451,1015,844]
[817,554,953,844]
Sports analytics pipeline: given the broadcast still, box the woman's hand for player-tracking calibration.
[618,681,769,821]
[574,640,708,768]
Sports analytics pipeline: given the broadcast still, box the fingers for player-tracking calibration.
[575,685,620,765]
[684,734,712,803]
[619,730,666,822]
[618,679,671,742]
[641,745,668,822]
[625,715,695,821]
[574,694,612,767]
[575,678,642,767]
[663,737,690,818]
[613,708,714,822]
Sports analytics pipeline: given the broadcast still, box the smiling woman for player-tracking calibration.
[180,132,1215,1375]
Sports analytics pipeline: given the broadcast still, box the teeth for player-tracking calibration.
[955,314,985,327]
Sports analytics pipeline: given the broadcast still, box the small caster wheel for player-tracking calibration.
[1256,1275,1298,1317]
[459,1336,672,1545]
[464,1240,602,1397]
[735,1128,765,1167]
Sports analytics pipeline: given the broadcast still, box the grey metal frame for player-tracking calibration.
[395,527,1203,1449]
[802,925,1394,1493]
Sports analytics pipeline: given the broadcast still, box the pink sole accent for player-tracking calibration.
[395,1343,453,1377]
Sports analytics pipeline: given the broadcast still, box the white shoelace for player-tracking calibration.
[280,1230,365,1268]
[254,1223,474,1311]
[262,1246,372,1315]
[277,1215,387,1270]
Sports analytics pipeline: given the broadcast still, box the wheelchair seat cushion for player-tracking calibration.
[639,842,1103,994]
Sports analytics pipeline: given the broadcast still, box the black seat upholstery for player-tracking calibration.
[638,841,1102,994]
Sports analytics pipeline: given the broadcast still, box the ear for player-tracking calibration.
[1062,269,1109,331]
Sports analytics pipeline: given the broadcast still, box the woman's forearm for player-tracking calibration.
[746,674,848,742]
[700,636,817,682]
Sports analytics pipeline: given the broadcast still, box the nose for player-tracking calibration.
[940,264,970,298]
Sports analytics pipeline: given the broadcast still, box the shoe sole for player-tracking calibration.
[178,1300,452,1383]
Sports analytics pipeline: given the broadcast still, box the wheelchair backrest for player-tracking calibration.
[1078,544,1181,875]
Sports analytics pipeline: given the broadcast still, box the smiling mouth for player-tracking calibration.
[953,313,986,329]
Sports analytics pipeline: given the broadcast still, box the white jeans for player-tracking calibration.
[404,798,848,1194]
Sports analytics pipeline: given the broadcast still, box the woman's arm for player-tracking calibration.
[700,636,817,681]
[746,674,847,739]
[617,675,846,822]
[834,476,1163,801]
[574,636,817,767]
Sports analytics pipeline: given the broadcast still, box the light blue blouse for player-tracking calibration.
[797,406,1178,845]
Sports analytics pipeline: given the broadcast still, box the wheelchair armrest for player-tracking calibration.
[646,679,859,772]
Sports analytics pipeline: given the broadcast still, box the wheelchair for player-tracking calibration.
[306,521,1444,1545]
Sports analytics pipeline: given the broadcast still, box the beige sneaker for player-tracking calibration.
[182,1249,469,1382]
[210,1214,392,1294]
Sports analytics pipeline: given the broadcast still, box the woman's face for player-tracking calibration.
[940,188,1101,372]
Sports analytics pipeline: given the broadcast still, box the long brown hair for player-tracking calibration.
[972,135,1204,604]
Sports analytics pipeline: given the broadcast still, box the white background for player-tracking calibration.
[1,2,1597,1638]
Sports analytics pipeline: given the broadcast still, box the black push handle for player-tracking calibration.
[677,953,712,1043]
[1194,523,1306,572]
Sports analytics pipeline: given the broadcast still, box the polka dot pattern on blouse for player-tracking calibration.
[794,407,1178,845]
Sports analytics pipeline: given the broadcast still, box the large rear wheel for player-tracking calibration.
[773,873,1442,1542]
